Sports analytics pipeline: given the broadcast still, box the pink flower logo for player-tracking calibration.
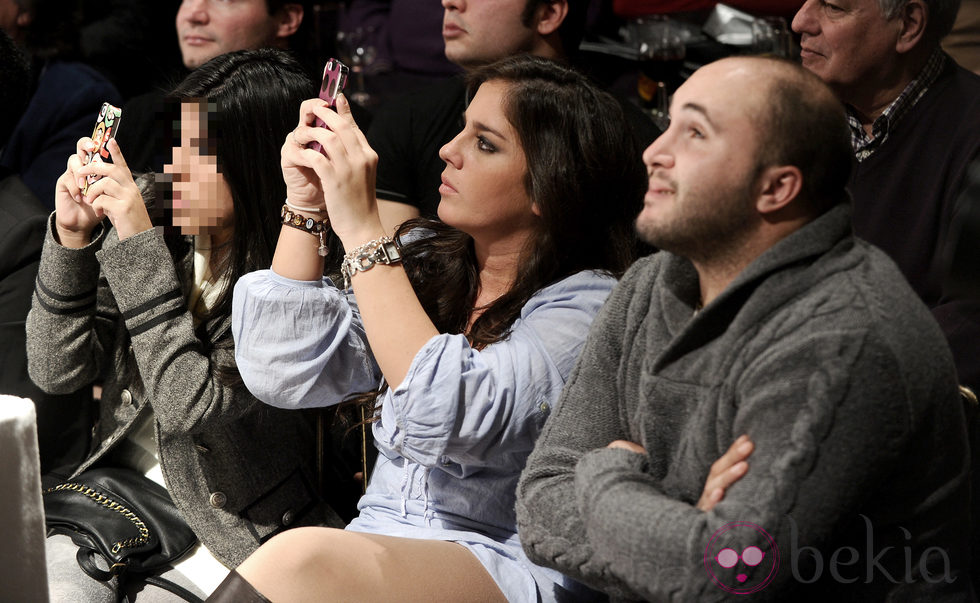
[704,521,780,594]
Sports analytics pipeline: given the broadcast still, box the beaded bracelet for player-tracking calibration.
[281,204,330,257]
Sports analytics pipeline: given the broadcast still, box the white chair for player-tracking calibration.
[0,395,50,602]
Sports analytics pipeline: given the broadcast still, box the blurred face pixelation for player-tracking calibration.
[442,0,538,68]
[636,60,765,257]
[163,101,234,237]
[436,80,537,237]
[177,0,280,69]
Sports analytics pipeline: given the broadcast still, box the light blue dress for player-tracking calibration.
[232,269,614,602]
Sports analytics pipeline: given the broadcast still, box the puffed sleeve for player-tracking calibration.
[232,269,380,409]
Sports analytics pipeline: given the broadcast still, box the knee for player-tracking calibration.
[235,527,359,600]
[241,527,335,579]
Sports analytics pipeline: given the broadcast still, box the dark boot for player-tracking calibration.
[206,570,272,602]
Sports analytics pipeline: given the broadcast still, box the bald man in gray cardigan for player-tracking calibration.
[517,57,972,601]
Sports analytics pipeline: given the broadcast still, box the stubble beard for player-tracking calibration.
[636,179,758,264]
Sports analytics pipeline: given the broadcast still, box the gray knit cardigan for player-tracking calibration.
[517,205,972,601]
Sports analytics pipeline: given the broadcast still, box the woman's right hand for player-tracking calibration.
[280,98,334,211]
[54,137,103,248]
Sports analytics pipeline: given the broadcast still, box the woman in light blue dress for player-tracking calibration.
[214,55,647,602]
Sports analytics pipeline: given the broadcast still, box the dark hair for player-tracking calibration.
[265,0,305,14]
[398,54,644,347]
[162,48,313,336]
[263,0,317,73]
[755,57,853,215]
[521,0,588,59]
[340,54,643,425]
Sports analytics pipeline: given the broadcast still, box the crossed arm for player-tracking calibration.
[516,283,922,600]
[608,435,754,513]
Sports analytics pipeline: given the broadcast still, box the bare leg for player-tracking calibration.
[234,527,508,603]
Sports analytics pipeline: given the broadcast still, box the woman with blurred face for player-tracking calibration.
[223,55,647,602]
[27,49,343,599]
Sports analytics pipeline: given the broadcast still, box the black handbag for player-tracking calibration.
[43,467,203,602]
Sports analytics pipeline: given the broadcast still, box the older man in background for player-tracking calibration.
[793,0,980,395]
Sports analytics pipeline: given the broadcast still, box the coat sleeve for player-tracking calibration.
[27,215,114,395]
[94,228,293,434]
[28,221,275,435]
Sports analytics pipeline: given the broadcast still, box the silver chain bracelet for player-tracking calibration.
[340,236,402,289]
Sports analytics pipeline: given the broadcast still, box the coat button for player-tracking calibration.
[120,389,133,406]
[282,510,295,526]
[539,401,550,412]
[208,492,227,509]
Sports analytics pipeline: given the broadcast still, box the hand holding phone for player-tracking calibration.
[308,58,349,154]
[82,102,122,195]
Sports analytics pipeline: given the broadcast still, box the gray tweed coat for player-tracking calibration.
[27,214,342,567]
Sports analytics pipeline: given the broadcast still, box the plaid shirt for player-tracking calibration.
[847,49,947,162]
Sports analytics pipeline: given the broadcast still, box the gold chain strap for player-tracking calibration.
[44,482,151,554]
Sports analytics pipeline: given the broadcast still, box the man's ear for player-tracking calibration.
[896,0,927,53]
[275,3,304,40]
[534,0,569,37]
[756,165,802,215]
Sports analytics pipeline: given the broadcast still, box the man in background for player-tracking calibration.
[115,0,308,174]
[0,0,121,206]
[792,0,980,394]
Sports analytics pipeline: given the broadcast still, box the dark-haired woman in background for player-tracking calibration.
[220,55,647,602]
[27,48,341,599]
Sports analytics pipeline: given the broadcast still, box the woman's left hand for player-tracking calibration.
[76,138,153,240]
[297,94,383,247]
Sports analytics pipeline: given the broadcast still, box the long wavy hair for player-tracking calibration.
[343,55,646,424]
[151,48,313,383]
[398,54,645,346]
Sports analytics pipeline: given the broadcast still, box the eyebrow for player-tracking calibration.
[680,102,718,130]
[461,111,508,142]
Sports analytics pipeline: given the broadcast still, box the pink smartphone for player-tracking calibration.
[308,58,350,154]
[83,102,122,195]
